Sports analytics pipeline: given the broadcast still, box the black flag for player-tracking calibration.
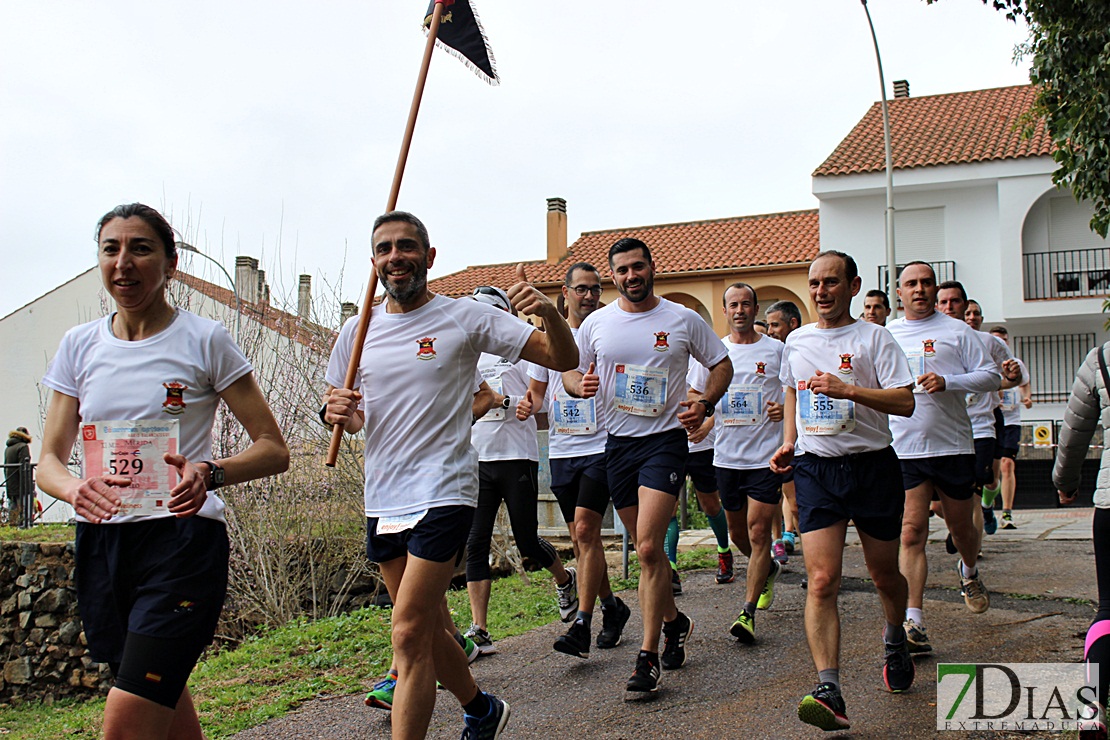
[424,0,499,86]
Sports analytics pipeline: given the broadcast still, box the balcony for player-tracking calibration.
[1023,248,1110,300]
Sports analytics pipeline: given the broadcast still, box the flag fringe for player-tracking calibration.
[423,0,499,86]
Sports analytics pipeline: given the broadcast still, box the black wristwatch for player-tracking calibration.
[501,396,512,409]
[202,461,226,490]
[697,399,715,417]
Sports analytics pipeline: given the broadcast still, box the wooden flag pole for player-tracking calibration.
[326,0,447,467]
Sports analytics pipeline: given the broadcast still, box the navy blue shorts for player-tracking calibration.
[75,517,229,670]
[793,446,905,541]
[366,504,474,564]
[973,438,996,487]
[992,412,1020,460]
[716,467,783,510]
[550,453,610,520]
[901,454,976,500]
[685,449,718,493]
[606,428,688,510]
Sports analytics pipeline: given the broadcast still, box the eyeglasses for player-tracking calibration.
[567,285,602,297]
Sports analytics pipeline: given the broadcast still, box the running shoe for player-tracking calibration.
[883,631,915,693]
[783,531,797,554]
[957,559,990,614]
[557,567,579,623]
[730,610,755,644]
[772,539,788,565]
[364,673,396,710]
[798,682,850,731]
[661,611,693,670]
[1001,511,1016,530]
[716,549,735,584]
[757,559,781,610]
[945,532,958,555]
[597,597,631,649]
[553,618,591,659]
[463,636,481,664]
[464,624,498,655]
[671,567,683,596]
[460,693,510,740]
[903,618,932,655]
[625,652,661,696]
[983,506,998,535]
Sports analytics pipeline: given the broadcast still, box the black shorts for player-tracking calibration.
[973,438,996,487]
[716,467,783,510]
[366,504,474,564]
[900,454,976,501]
[685,449,718,493]
[793,446,905,541]
[75,517,229,669]
[606,428,688,510]
[782,469,795,485]
[993,411,1020,460]
[550,453,610,520]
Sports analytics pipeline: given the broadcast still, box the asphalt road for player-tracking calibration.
[233,511,1096,739]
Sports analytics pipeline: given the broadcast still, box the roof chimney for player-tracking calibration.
[235,256,259,304]
[257,269,269,306]
[298,274,312,319]
[893,80,909,99]
[340,302,358,324]
[546,197,568,265]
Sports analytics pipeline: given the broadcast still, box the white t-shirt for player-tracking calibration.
[576,298,728,438]
[886,311,999,458]
[325,294,534,517]
[780,320,914,457]
[527,328,606,459]
[472,353,538,462]
[966,332,1014,439]
[685,357,716,454]
[997,357,1030,426]
[691,334,785,471]
[41,309,253,525]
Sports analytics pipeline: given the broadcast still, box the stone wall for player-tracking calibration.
[0,542,111,704]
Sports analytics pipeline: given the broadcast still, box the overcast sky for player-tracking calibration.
[0,1,1032,322]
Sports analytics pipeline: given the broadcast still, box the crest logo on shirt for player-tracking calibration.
[416,336,437,360]
[755,361,767,376]
[162,382,188,415]
[923,339,937,357]
[838,354,854,374]
[653,332,670,352]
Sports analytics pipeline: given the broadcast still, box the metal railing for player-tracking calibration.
[2,460,37,529]
[1015,333,1096,404]
[877,261,957,308]
[1023,248,1110,300]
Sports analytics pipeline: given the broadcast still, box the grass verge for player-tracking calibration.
[0,547,718,738]
[0,524,75,544]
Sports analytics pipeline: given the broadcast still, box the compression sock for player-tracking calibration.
[981,483,1000,508]
[818,668,840,690]
[706,509,730,551]
[577,611,593,629]
[463,690,492,718]
[665,516,679,566]
[884,622,906,645]
[600,593,618,610]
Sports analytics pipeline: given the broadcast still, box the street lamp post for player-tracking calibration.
[175,241,241,341]
[862,0,898,319]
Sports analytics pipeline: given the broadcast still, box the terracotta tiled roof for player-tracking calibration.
[429,209,819,297]
[176,272,335,352]
[813,85,1052,178]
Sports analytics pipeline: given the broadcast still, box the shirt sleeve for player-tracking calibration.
[41,329,80,398]
[206,322,253,393]
[687,356,710,394]
[872,329,916,389]
[687,314,729,370]
[944,326,1000,394]
[473,303,536,364]
[576,318,597,375]
[325,316,360,390]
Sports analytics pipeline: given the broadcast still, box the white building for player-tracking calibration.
[813,83,1108,424]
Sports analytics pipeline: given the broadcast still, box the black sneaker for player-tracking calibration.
[945,532,958,555]
[597,598,631,649]
[460,693,510,739]
[883,632,915,693]
[798,682,850,731]
[553,618,590,659]
[716,549,735,584]
[671,567,683,596]
[625,652,661,696]
[660,611,693,670]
